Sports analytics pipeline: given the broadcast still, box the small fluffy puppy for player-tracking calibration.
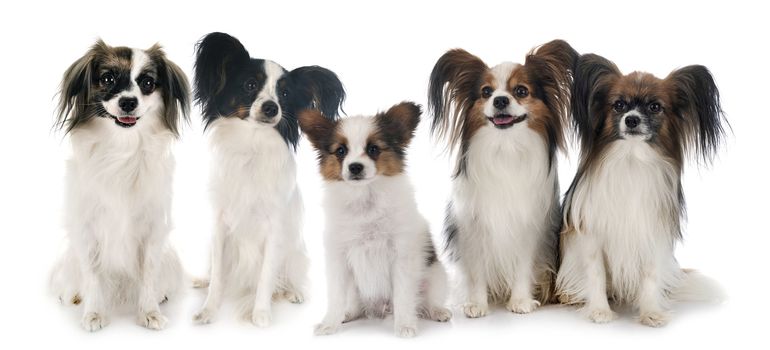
[300,102,452,338]
[427,41,577,317]
[50,40,190,331]
[556,53,727,327]
[191,32,345,327]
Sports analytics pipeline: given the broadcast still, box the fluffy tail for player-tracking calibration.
[671,269,726,303]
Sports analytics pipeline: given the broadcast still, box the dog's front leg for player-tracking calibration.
[79,246,109,332]
[250,219,285,327]
[136,233,168,330]
[315,246,352,335]
[392,251,421,338]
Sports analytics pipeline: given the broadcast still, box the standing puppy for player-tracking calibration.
[50,40,190,331]
[192,32,345,327]
[427,41,577,317]
[300,102,452,338]
[556,53,727,326]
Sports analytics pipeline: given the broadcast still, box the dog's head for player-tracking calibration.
[56,40,190,135]
[428,40,578,164]
[193,32,346,149]
[572,53,728,166]
[299,102,421,184]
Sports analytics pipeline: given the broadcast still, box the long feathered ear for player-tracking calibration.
[147,44,190,137]
[297,108,336,152]
[377,101,422,150]
[571,53,621,151]
[665,65,727,163]
[193,32,250,124]
[427,49,488,152]
[524,39,578,152]
[286,66,346,119]
[55,39,110,133]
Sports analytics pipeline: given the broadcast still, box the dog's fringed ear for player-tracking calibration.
[524,39,579,152]
[378,102,422,151]
[571,53,622,151]
[298,108,336,153]
[55,39,110,133]
[427,49,488,151]
[194,32,250,124]
[665,65,728,164]
[287,66,346,120]
[147,44,190,137]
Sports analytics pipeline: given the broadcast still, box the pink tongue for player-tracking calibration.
[493,116,514,125]
[117,116,137,124]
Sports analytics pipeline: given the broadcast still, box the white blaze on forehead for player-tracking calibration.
[485,62,527,118]
[260,60,285,102]
[131,49,151,82]
[339,116,377,180]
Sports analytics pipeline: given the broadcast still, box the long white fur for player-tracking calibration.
[50,49,183,332]
[192,116,308,327]
[314,117,451,338]
[449,63,560,318]
[557,140,690,326]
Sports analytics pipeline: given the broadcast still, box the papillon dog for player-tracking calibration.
[427,40,577,317]
[299,102,452,337]
[556,53,727,326]
[50,40,190,331]
[191,32,345,327]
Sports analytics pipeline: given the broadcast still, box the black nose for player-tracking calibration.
[262,101,279,118]
[493,96,509,110]
[348,163,364,175]
[625,115,641,129]
[118,97,138,113]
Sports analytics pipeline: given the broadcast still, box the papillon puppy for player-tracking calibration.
[300,102,452,337]
[191,32,345,327]
[556,53,727,326]
[427,41,577,317]
[50,40,190,331]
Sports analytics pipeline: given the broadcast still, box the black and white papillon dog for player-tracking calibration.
[191,32,345,327]
[50,40,190,331]
[299,102,452,337]
[556,53,727,327]
[428,41,577,317]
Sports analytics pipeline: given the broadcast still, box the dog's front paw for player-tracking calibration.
[251,309,272,328]
[587,308,617,324]
[395,324,417,338]
[506,298,541,314]
[81,312,108,332]
[192,308,216,325]
[138,310,168,330]
[314,322,340,336]
[283,290,305,304]
[639,311,669,327]
[462,303,489,318]
[422,307,453,322]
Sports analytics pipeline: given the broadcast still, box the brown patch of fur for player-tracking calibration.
[371,102,422,176]
[298,109,345,181]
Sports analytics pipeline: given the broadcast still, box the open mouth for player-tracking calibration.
[487,114,527,129]
[110,115,139,128]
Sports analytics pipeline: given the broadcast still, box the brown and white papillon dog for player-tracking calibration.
[428,40,578,317]
[556,53,727,327]
[300,102,452,337]
[50,40,190,331]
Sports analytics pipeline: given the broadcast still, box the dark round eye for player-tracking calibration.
[648,102,662,113]
[244,79,258,92]
[481,86,493,98]
[367,144,380,157]
[100,73,115,87]
[335,145,347,157]
[514,85,529,98]
[612,100,626,113]
[281,89,289,98]
[140,77,155,93]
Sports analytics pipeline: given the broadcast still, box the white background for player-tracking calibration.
[0,0,767,348]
